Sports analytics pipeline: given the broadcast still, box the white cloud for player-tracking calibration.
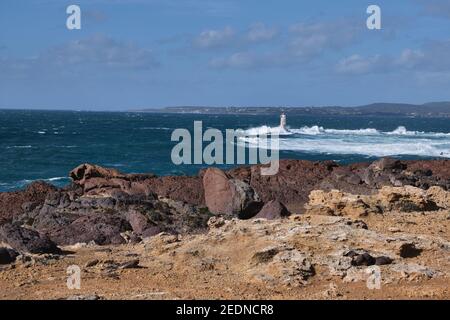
[335,39,450,75]
[335,54,383,75]
[193,26,235,49]
[288,20,361,58]
[245,23,278,43]
[0,34,159,79]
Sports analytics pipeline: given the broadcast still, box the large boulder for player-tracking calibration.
[254,200,291,220]
[203,168,262,219]
[0,223,61,254]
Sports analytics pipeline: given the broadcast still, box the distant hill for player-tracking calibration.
[133,102,450,118]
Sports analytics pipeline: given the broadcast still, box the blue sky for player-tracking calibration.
[1,0,450,110]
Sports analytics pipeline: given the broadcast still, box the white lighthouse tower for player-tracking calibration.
[280,113,287,131]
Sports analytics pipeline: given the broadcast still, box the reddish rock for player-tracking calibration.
[70,164,124,184]
[228,160,336,214]
[0,181,57,224]
[203,168,234,215]
[126,211,152,234]
[253,200,291,220]
[203,168,262,218]
[70,164,204,205]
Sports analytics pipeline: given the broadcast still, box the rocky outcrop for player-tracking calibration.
[70,164,204,205]
[306,190,380,218]
[0,223,61,254]
[203,168,262,219]
[12,188,213,246]
[0,181,57,224]
[228,160,336,213]
[378,186,439,212]
[426,186,450,209]
[305,185,448,217]
[253,200,291,220]
[1,158,449,251]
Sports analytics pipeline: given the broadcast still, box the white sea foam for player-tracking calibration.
[239,125,450,158]
[244,125,293,136]
[6,145,33,149]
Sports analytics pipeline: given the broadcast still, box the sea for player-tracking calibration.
[1,109,450,192]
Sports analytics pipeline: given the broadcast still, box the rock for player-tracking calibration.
[351,253,376,266]
[141,226,162,239]
[203,168,262,219]
[305,190,378,218]
[305,185,444,217]
[252,247,279,264]
[84,259,100,268]
[375,256,393,265]
[391,263,441,280]
[253,200,291,220]
[207,216,226,229]
[126,211,152,234]
[70,163,123,184]
[369,157,407,172]
[346,220,368,229]
[378,186,439,212]
[48,213,132,246]
[119,259,140,269]
[399,243,422,258]
[0,223,61,254]
[344,250,393,266]
[0,181,57,224]
[0,247,19,264]
[426,186,450,209]
[66,294,101,300]
[227,160,335,213]
[70,164,204,205]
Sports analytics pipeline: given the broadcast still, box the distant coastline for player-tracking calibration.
[2,101,450,118]
[133,101,450,118]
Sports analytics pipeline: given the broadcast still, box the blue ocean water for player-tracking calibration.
[1,109,450,192]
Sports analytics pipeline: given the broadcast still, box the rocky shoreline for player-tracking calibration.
[0,158,449,299]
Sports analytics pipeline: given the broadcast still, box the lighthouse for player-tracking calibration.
[280,113,287,131]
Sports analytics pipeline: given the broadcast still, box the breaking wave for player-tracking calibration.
[240,125,450,158]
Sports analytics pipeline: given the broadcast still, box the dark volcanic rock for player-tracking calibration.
[0,247,19,264]
[0,181,57,224]
[254,200,291,220]
[345,250,393,266]
[48,213,132,246]
[399,243,423,258]
[0,223,61,254]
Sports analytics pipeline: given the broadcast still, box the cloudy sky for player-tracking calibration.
[1,0,450,110]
